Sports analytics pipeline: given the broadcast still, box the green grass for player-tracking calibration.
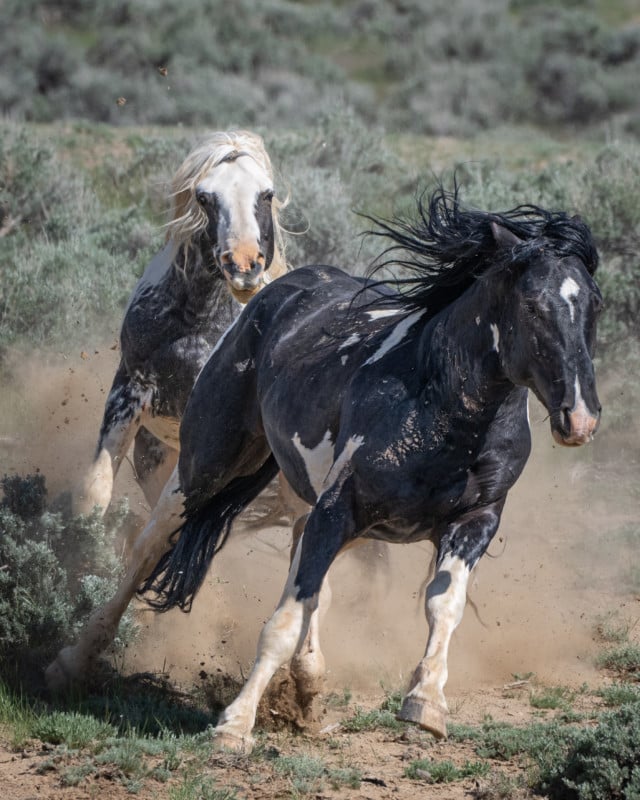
[529,685,576,711]
[405,757,490,782]
[169,775,240,800]
[341,705,404,733]
[272,752,361,795]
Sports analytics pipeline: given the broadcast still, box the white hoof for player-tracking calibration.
[397,695,448,739]
[44,647,84,692]
[212,726,254,754]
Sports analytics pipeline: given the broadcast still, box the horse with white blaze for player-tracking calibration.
[74,130,287,515]
[49,186,602,752]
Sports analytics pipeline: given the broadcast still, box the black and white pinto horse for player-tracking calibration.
[74,130,287,516]
[48,187,602,752]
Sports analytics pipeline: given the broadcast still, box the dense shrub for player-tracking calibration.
[0,0,638,135]
[0,124,159,346]
[0,473,137,680]
[538,704,640,799]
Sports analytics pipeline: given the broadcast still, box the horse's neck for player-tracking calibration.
[268,248,288,281]
[421,283,511,409]
[172,237,234,312]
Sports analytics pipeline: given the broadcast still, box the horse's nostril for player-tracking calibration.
[562,407,571,432]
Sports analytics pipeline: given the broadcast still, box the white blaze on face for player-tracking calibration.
[364,309,426,365]
[197,155,273,251]
[293,430,335,498]
[490,323,500,353]
[560,277,580,323]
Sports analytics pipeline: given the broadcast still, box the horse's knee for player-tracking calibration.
[74,449,114,515]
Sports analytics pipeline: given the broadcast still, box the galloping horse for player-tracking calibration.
[75,130,287,515]
[49,187,601,752]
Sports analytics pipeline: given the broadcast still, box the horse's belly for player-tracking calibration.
[144,415,181,448]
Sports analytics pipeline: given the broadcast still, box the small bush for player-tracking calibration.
[597,684,640,707]
[597,644,640,679]
[538,704,640,799]
[33,710,115,748]
[0,473,137,681]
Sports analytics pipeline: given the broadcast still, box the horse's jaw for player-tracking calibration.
[230,285,262,304]
[227,271,273,304]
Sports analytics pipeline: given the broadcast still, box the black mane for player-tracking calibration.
[364,185,598,316]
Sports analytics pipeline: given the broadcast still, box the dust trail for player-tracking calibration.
[1,349,637,698]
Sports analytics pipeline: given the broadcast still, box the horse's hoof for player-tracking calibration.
[45,658,72,693]
[397,696,447,739]
[212,728,254,754]
[44,648,82,693]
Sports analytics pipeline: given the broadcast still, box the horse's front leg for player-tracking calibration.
[398,500,504,738]
[74,364,151,515]
[46,466,185,691]
[213,493,352,753]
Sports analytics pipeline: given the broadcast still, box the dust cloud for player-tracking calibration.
[1,348,637,701]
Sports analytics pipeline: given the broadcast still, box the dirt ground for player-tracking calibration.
[0,346,638,799]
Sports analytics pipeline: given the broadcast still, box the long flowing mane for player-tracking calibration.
[366,185,598,316]
[166,130,287,274]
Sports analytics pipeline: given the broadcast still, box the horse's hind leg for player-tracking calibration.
[74,363,150,515]
[397,502,503,739]
[212,489,354,753]
[133,427,179,510]
[46,465,185,691]
[288,513,332,717]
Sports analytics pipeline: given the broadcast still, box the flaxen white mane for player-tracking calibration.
[166,130,287,276]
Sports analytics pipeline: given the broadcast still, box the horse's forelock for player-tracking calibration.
[166,131,277,247]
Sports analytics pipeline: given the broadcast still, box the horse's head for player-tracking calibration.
[492,221,602,446]
[169,131,283,303]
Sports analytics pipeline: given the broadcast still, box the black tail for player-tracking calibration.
[139,455,280,613]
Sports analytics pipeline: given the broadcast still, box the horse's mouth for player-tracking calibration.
[228,284,262,304]
[550,408,600,447]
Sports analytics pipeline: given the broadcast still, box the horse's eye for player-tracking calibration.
[261,190,274,203]
[196,191,208,206]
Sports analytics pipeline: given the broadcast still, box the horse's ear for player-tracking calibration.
[491,221,522,250]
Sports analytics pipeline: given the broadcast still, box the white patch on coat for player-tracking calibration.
[341,355,348,366]
[321,435,365,497]
[490,323,500,353]
[293,430,335,498]
[475,316,481,326]
[365,308,403,320]
[365,310,426,365]
[560,277,580,322]
[338,333,361,351]
[235,358,253,373]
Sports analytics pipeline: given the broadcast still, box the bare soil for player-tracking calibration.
[0,347,638,799]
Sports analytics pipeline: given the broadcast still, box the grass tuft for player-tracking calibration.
[405,757,490,782]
